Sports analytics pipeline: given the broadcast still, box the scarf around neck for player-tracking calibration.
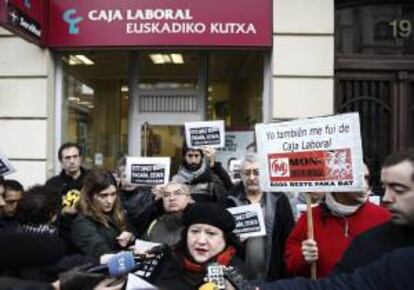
[182,246,236,273]
[325,193,364,216]
[174,158,209,184]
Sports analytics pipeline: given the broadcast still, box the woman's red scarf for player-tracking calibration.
[182,246,236,272]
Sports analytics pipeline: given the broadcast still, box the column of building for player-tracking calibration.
[272,0,334,119]
[0,27,54,187]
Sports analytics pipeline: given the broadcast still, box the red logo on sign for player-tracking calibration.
[269,158,289,177]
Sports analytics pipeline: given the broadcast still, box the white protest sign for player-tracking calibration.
[184,120,225,149]
[216,131,255,169]
[134,239,161,253]
[126,157,170,186]
[126,273,158,290]
[255,113,364,192]
[227,203,266,239]
[0,149,16,176]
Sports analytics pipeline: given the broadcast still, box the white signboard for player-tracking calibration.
[185,120,225,149]
[126,157,170,186]
[255,113,364,192]
[216,131,255,169]
[227,203,266,239]
[0,149,16,176]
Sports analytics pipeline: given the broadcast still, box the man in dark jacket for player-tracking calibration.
[247,247,414,290]
[333,149,414,274]
[46,142,88,254]
[172,143,228,204]
[227,153,294,281]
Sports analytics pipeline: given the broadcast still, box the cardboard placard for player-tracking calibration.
[255,113,364,192]
[0,150,16,176]
[185,120,225,149]
[126,157,170,186]
[227,204,266,239]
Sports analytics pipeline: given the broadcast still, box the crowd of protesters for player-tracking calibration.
[0,140,414,290]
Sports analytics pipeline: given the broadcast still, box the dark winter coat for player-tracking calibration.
[71,213,121,260]
[333,221,414,274]
[227,183,294,281]
[251,247,414,290]
[152,247,248,290]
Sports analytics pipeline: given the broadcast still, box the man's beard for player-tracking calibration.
[183,160,202,171]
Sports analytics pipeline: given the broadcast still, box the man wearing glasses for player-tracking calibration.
[144,181,193,246]
[227,153,294,281]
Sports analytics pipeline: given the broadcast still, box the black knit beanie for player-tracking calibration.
[183,202,235,233]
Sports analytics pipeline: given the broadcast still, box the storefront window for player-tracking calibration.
[208,51,263,129]
[60,50,264,171]
[336,3,414,55]
[61,51,129,169]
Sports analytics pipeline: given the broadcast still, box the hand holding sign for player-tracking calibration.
[302,239,318,263]
[202,146,217,167]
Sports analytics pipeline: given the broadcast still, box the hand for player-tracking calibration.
[62,206,78,215]
[202,146,216,168]
[59,263,105,290]
[93,278,125,290]
[301,239,318,263]
[116,231,134,248]
[152,185,165,201]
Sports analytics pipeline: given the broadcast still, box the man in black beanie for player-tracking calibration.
[172,143,229,204]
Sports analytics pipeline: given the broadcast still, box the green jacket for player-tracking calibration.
[71,213,120,260]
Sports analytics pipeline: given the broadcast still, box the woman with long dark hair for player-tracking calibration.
[71,169,134,260]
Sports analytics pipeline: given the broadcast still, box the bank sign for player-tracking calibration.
[0,0,46,45]
[50,0,271,48]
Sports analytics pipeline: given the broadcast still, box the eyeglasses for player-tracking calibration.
[163,190,189,198]
[242,169,260,177]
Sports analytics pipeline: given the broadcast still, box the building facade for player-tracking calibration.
[1,0,356,187]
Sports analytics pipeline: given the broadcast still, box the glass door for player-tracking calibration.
[129,51,207,157]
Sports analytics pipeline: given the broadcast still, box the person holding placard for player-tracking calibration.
[172,142,228,204]
[144,181,193,246]
[71,169,135,260]
[227,153,294,281]
[285,162,390,278]
[115,156,158,238]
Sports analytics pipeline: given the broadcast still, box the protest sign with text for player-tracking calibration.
[227,203,266,239]
[185,120,225,149]
[255,113,364,192]
[126,157,170,186]
[0,149,16,176]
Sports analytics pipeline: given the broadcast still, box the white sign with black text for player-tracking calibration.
[227,203,266,239]
[255,113,364,193]
[185,120,225,149]
[126,157,170,186]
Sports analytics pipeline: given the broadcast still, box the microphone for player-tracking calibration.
[87,251,138,277]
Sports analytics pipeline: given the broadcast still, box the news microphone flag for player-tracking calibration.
[107,251,136,277]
